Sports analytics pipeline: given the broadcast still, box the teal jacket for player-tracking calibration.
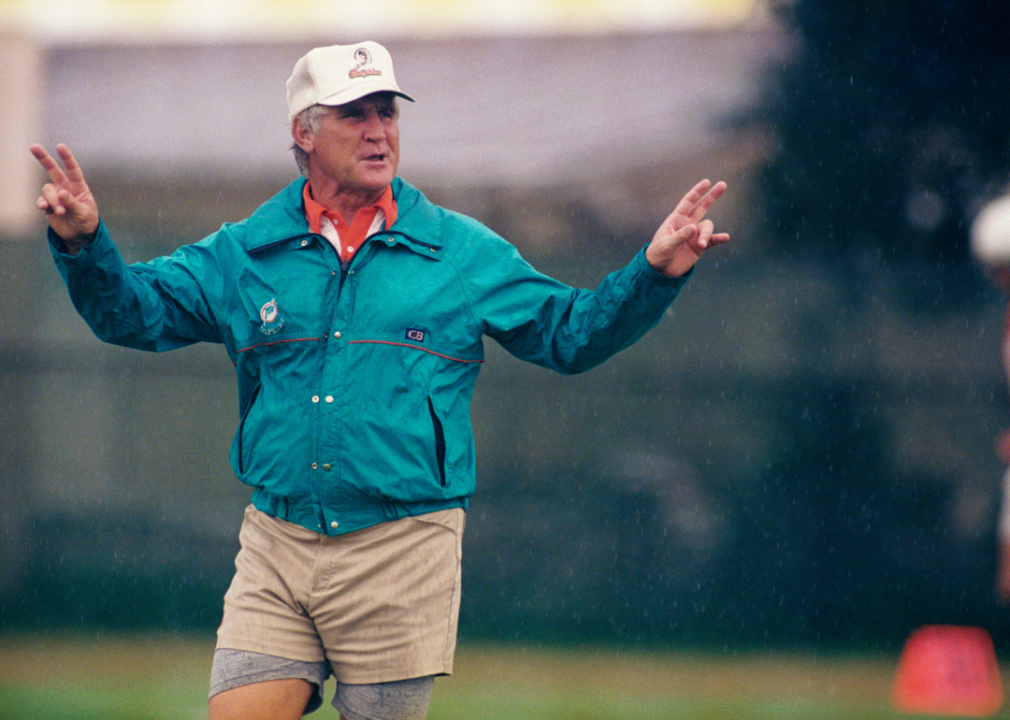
[50,177,689,535]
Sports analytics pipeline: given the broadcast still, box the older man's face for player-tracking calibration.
[309,92,400,198]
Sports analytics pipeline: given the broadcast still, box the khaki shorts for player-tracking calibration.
[216,504,465,685]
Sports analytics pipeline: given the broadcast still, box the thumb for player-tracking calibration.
[57,189,84,215]
[54,188,100,240]
[673,223,698,245]
[58,188,97,226]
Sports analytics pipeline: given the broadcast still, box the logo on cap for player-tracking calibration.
[349,47,382,79]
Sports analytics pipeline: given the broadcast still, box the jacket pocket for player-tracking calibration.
[427,397,447,486]
[236,383,263,475]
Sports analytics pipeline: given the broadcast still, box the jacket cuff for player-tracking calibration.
[634,244,695,284]
[47,220,108,261]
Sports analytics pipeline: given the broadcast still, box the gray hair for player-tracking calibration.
[291,104,331,177]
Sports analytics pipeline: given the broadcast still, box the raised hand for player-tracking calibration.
[645,180,730,277]
[30,143,100,254]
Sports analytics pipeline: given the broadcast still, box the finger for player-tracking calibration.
[56,188,82,216]
[672,223,698,245]
[673,180,712,218]
[695,219,715,250]
[699,181,727,209]
[689,181,728,221]
[55,143,88,184]
[39,184,65,215]
[30,144,68,185]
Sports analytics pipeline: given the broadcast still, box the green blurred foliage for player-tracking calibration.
[755,0,1010,274]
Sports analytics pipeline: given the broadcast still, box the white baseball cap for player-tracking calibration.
[286,41,415,120]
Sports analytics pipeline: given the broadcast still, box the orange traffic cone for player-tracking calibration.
[892,625,1003,717]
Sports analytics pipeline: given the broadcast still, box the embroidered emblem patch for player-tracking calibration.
[259,298,285,335]
[405,328,426,343]
[349,47,382,79]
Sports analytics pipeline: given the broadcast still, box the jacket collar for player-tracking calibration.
[240,176,444,255]
[386,177,444,250]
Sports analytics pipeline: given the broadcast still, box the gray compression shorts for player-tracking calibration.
[210,649,435,719]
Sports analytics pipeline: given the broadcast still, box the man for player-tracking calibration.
[32,41,729,720]
[970,194,1010,602]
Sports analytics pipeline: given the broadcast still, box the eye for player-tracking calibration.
[338,107,367,121]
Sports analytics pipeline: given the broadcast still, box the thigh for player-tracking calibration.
[217,505,327,663]
[312,509,465,684]
[209,678,316,720]
[209,648,329,713]
[332,676,435,720]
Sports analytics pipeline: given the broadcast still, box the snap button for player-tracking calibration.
[300,239,308,247]
[330,521,339,529]
[334,331,342,339]
[312,395,320,403]
[323,463,331,471]
[311,462,318,470]
[325,395,334,403]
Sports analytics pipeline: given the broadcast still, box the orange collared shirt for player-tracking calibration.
[302,182,398,265]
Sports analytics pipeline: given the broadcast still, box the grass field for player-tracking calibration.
[0,633,1006,719]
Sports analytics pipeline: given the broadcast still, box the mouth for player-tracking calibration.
[362,152,388,164]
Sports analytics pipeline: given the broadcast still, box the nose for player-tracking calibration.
[362,110,387,140]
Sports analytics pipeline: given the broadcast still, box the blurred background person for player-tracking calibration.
[971,193,1010,601]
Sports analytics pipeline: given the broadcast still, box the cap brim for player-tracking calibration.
[316,82,415,108]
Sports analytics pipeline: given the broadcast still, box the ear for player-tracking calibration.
[291,117,315,153]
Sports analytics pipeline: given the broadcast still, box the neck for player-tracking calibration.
[307,174,387,223]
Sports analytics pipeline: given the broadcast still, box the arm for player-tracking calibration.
[997,300,1010,602]
[32,143,225,351]
[998,464,1010,603]
[469,180,730,374]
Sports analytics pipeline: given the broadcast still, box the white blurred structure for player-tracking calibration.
[0,33,43,236]
[43,32,785,186]
[971,195,1010,268]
